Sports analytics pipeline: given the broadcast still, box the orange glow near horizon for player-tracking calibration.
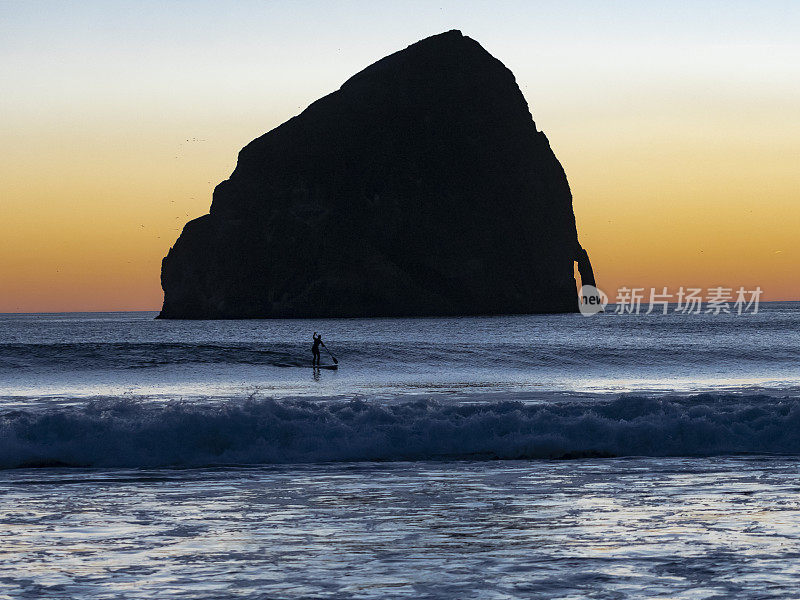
[1,2,798,312]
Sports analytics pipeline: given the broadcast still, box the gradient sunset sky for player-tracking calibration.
[2,0,798,312]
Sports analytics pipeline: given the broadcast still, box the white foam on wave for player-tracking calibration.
[2,394,800,468]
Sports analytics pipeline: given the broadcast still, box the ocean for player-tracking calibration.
[1,304,800,598]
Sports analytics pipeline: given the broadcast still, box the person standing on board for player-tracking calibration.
[312,332,325,366]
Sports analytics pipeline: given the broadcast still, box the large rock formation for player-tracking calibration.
[159,30,595,318]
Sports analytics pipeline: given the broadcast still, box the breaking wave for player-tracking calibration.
[2,394,800,468]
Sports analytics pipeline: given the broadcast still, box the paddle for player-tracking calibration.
[323,344,339,365]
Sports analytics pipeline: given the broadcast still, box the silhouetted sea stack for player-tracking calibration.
[159,30,596,319]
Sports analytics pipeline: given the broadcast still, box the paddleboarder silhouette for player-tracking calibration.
[312,332,325,366]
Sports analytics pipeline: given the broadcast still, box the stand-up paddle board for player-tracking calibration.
[314,364,338,370]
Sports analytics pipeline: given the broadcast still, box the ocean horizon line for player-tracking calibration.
[2,299,799,318]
